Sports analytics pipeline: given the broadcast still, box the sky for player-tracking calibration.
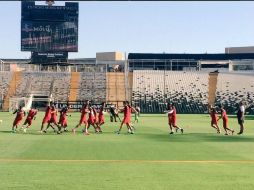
[0,1,254,59]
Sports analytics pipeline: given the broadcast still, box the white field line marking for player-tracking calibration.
[1,159,254,164]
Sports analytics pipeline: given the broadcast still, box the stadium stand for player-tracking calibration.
[0,72,13,110]
[215,72,254,114]
[2,72,21,111]
[132,70,209,113]
[15,72,71,101]
[106,72,126,106]
[0,68,253,114]
[77,72,106,102]
[68,72,80,102]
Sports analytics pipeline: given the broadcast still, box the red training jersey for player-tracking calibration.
[221,109,228,121]
[16,109,25,119]
[27,109,37,120]
[210,112,218,122]
[123,106,131,119]
[44,106,51,119]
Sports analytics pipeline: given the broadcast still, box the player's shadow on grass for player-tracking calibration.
[139,132,254,142]
[0,130,115,136]
[0,130,12,134]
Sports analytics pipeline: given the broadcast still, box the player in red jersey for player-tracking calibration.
[58,104,70,133]
[93,106,99,126]
[72,101,90,135]
[165,104,184,134]
[40,101,53,133]
[87,106,98,133]
[96,102,106,133]
[209,106,221,134]
[116,101,137,134]
[218,105,234,135]
[22,108,38,133]
[12,106,25,133]
[45,103,59,133]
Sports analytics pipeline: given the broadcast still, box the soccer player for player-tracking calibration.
[134,106,140,123]
[87,106,100,133]
[109,104,121,122]
[72,101,90,135]
[218,105,234,135]
[40,101,53,133]
[45,103,59,133]
[22,107,38,133]
[91,106,100,132]
[109,105,116,122]
[165,104,184,134]
[209,106,221,134]
[114,105,122,122]
[237,102,245,135]
[12,106,25,133]
[97,102,106,132]
[58,104,70,132]
[116,101,137,134]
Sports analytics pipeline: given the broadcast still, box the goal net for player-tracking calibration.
[9,94,52,112]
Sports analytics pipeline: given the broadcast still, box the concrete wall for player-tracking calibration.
[96,52,124,61]
[225,46,254,54]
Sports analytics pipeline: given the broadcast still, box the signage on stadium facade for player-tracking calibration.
[31,52,68,64]
[56,102,112,111]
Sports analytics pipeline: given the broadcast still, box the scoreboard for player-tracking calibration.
[21,1,79,53]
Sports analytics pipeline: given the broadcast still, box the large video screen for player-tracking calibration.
[21,21,78,52]
[21,2,78,52]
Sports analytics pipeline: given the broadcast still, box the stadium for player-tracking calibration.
[1,1,254,190]
[1,49,254,114]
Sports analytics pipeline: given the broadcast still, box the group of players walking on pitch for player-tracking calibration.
[208,102,246,135]
[11,100,246,135]
[163,101,245,136]
[11,100,140,135]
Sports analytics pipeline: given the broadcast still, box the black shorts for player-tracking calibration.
[238,118,244,125]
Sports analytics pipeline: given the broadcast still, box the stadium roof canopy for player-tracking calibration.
[128,53,254,60]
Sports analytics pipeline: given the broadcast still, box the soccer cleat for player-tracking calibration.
[115,130,120,134]
[84,132,90,135]
[180,128,184,134]
[232,130,234,135]
[43,130,47,133]
[224,133,229,135]
[23,128,27,133]
[237,132,243,135]
[169,132,174,135]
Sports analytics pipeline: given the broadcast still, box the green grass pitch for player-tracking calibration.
[0,112,254,190]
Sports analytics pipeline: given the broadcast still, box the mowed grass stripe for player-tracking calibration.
[1,159,254,164]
